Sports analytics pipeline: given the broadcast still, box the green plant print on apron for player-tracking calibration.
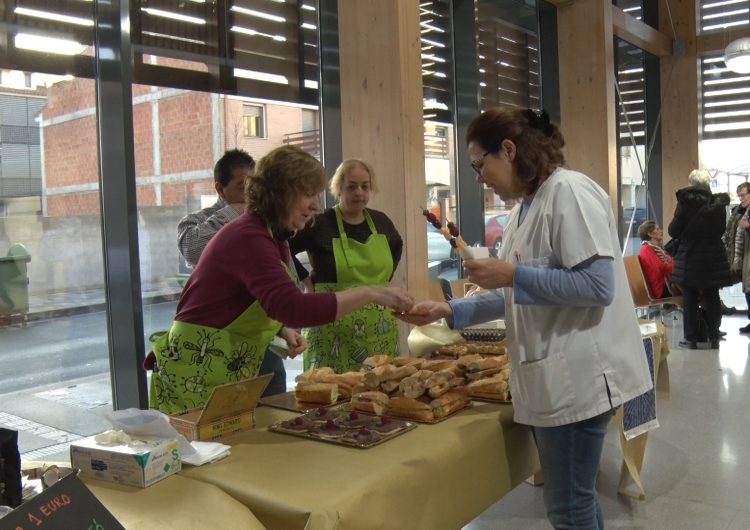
[149,272,286,415]
[303,206,400,372]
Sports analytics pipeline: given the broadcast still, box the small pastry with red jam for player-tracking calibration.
[313,419,348,439]
[344,427,382,445]
[339,410,377,429]
[304,406,338,424]
[279,415,314,432]
[369,415,405,435]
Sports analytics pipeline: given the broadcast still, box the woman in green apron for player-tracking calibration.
[290,159,403,372]
[147,147,414,414]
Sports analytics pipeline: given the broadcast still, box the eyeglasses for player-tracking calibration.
[470,151,492,175]
[739,193,748,199]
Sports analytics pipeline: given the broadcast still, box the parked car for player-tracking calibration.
[484,212,509,256]
[427,224,455,263]
[622,207,648,236]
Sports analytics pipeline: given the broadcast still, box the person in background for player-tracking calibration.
[668,169,731,349]
[290,159,403,372]
[178,149,251,267]
[725,182,750,333]
[172,149,305,398]
[637,220,674,298]
[149,146,414,414]
[396,107,652,530]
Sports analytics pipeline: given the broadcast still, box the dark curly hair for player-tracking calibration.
[466,107,566,197]
[245,145,327,235]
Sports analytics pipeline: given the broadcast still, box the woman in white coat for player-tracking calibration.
[397,107,652,530]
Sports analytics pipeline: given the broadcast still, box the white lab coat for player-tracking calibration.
[499,168,652,427]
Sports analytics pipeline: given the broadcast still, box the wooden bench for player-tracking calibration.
[623,255,682,318]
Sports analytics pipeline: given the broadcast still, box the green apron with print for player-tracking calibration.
[149,268,287,415]
[303,206,399,372]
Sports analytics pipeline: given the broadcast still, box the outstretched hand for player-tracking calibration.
[393,300,452,326]
[463,258,515,290]
[374,287,416,314]
[279,327,306,358]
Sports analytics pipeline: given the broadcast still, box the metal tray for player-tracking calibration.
[268,413,416,449]
[258,391,349,413]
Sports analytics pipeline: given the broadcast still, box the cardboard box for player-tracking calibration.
[169,373,272,442]
[70,435,181,488]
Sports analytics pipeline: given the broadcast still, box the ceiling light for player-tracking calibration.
[724,38,750,74]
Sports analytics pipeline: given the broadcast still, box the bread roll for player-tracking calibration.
[362,355,392,371]
[295,382,339,404]
[351,391,390,415]
[430,391,468,418]
[363,364,396,388]
[388,397,435,422]
[467,377,509,400]
[381,364,418,382]
[398,370,432,399]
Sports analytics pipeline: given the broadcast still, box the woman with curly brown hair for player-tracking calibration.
[148,146,414,414]
[397,107,652,529]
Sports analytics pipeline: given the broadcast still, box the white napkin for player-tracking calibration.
[460,246,490,260]
[407,319,465,358]
[181,441,231,466]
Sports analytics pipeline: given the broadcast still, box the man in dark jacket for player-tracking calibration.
[668,169,731,349]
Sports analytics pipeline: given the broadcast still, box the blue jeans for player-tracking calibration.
[532,410,614,530]
[258,348,287,397]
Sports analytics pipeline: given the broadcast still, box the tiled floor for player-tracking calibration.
[464,311,750,530]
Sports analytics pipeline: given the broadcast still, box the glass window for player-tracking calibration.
[0,72,113,461]
[616,39,648,255]
[243,104,265,138]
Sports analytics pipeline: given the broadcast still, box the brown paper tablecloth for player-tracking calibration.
[181,403,537,530]
[84,474,266,529]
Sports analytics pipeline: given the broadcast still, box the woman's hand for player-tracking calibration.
[393,300,452,326]
[279,327,306,358]
[372,287,415,313]
[463,258,515,290]
[740,218,750,231]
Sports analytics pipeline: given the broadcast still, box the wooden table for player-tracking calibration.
[179,402,538,530]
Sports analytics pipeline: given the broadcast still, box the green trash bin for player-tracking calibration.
[0,243,31,316]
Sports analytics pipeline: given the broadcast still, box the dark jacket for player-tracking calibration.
[668,185,731,288]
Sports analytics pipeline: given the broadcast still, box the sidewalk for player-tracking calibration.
[3,280,183,324]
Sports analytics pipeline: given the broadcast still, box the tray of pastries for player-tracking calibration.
[260,367,365,412]
[268,408,416,449]
[432,341,508,358]
[346,389,471,424]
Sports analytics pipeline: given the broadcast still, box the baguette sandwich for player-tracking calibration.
[351,391,390,416]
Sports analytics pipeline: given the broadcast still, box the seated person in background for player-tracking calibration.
[290,159,403,372]
[637,220,674,298]
[149,146,414,415]
[175,149,305,397]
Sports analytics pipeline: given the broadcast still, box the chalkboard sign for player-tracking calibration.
[0,472,124,530]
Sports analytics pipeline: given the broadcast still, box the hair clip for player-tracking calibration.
[524,109,551,135]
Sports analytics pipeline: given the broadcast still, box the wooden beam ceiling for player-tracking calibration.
[611,5,672,57]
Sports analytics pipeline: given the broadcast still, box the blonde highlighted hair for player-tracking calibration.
[329,158,378,199]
